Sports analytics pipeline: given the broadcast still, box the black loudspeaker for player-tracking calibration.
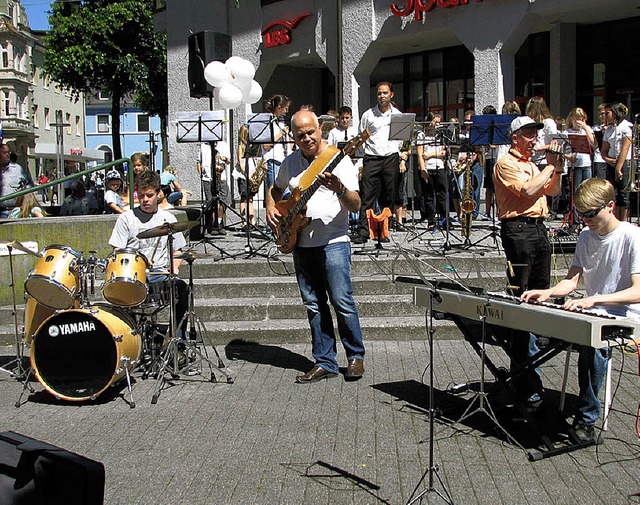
[0,431,105,505]
[188,31,231,98]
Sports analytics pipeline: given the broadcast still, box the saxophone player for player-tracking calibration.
[234,124,262,230]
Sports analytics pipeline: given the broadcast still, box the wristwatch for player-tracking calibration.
[336,186,347,197]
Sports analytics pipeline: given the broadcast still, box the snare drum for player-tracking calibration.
[102,249,149,307]
[24,245,81,309]
[30,305,141,401]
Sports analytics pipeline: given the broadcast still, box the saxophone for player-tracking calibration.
[459,152,476,239]
[248,159,268,193]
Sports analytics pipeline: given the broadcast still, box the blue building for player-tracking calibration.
[85,91,162,171]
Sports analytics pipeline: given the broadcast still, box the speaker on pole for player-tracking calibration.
[188,31,231,99]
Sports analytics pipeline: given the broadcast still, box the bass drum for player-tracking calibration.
[30,306,141,401]
[23,295,78,345]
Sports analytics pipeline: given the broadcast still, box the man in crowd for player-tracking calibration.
[266,110,366,383]
[493,116,563,407]
[0,143,33,218]
[354,82,402,244]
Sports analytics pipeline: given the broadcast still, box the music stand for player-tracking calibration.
[551,132,591,231]
[243,113,280,258]
[466,114,516,250]
[176,111,241,259]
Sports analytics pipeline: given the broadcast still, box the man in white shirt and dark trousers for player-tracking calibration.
[353,82,402,244]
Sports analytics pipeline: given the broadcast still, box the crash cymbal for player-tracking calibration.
[136,220,199,239]
[175,250,213,261]
[0,239,42,258]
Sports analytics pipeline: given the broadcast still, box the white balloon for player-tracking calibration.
[234,59,256,82]
[225,56,245,76]
[244,80,263,105]
[217,83,243,109]
[204,61,230,88]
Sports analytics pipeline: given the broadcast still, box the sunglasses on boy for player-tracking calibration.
[575,203,606,220]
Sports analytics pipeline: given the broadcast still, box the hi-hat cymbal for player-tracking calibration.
[175,250,212,261]
[0,239,42,258]
[137,220,198,239]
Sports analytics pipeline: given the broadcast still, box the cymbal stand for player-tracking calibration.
[195,141,245,260]
[407,291,454,505]
[451,299,522,448]
[150,232,233,404]
[1,245,27,380]
[178,255,233,383]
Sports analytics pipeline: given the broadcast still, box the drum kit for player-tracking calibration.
[2,219,233,408]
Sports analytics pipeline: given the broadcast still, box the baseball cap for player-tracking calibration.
[509,116,543,135]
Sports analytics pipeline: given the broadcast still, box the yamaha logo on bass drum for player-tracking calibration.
[48,321,96,337]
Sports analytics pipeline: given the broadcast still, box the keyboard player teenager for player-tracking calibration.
[522,178,640,443]
[493,116,564,409]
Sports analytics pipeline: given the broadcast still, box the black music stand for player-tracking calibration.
[242,112,282,258]
[176,111,241,259]
[465,114,516,250]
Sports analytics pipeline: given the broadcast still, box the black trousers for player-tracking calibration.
[420,169,448,221]
[358,153,399,236]
[500,219,551,398]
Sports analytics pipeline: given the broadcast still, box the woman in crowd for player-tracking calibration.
[525,96,558,168]
[263,94,292,191]
[564,107,597,196]
[601,102,633,221]
[9,192,45,218]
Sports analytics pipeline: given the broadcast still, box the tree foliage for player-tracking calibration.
[43,0,167,161]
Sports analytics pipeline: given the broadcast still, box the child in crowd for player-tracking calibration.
[104,169,125,214]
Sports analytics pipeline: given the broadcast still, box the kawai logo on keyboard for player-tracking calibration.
[48,321,96,337]
[477,305,504,320]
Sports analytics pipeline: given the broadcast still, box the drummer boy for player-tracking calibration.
[108,170,189,338]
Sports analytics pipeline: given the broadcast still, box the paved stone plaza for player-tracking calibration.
[0,336,639,504]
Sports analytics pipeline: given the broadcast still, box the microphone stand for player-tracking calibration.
[407,286,454,505]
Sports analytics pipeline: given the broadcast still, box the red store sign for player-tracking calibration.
[262,13,310,48]
[390,0,483,21]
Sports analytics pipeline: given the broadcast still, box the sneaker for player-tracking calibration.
[573,422,602,444]
[525,392,542,412]
[379,237,390,243]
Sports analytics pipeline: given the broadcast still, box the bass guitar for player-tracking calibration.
[273,130,370,253]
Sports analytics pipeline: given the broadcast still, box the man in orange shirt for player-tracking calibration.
[493,116,563,407]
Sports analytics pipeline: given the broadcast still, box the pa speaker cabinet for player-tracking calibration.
[0,431,105,505]
[188,31,231,98]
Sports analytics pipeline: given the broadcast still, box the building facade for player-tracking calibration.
[85,92,163,172]
[155,0,640,193]
[0,0,101,183]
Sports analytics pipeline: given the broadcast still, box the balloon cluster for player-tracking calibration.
[204,57,263,109]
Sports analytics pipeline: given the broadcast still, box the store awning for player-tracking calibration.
[29,144,106,163]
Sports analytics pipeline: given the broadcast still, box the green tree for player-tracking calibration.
[43,0,165,161]
[133,31,169,167]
